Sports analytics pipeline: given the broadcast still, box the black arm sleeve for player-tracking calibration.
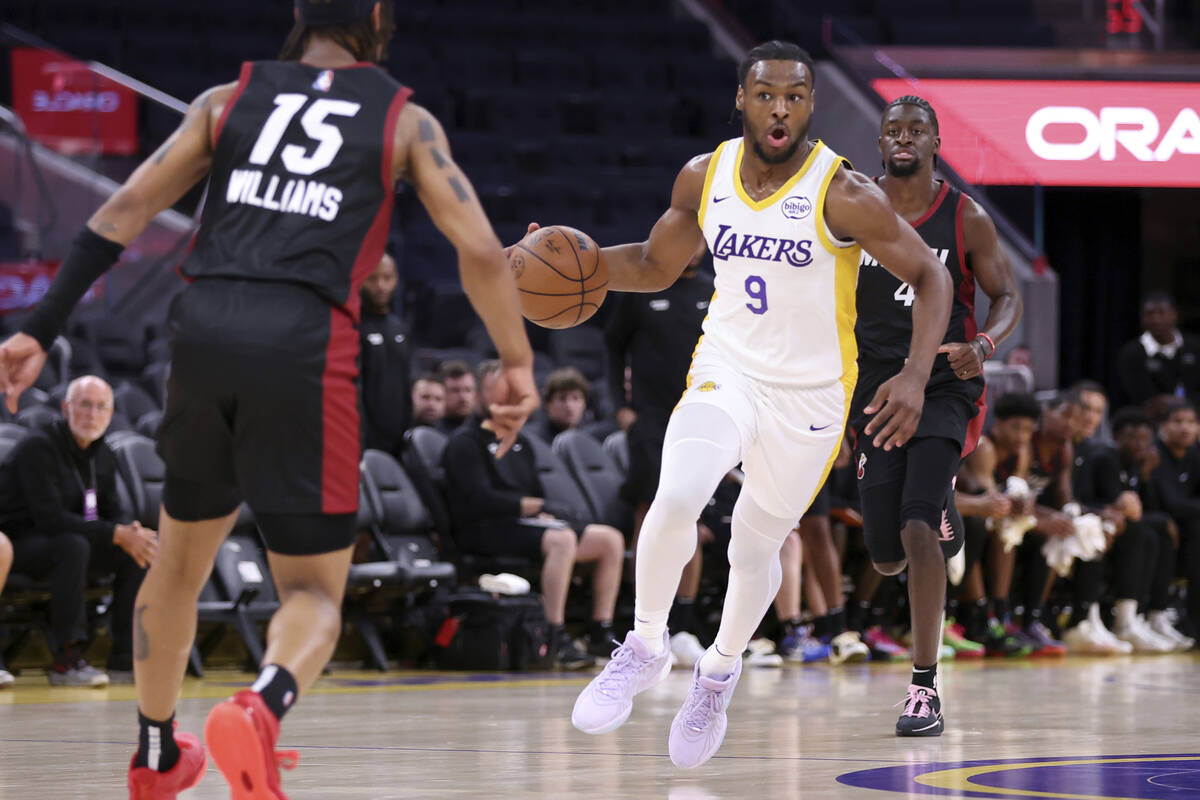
[19,228,125,351]
[442,434,524,525]
[15,437,116,541]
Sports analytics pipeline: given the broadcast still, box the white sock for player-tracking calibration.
[1114,598,1138,629]
[633,404,742,656]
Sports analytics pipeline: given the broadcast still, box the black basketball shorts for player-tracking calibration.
[853,434,962,565]
[157,279,360,555]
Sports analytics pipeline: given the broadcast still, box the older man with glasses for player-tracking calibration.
[0,375,156,685]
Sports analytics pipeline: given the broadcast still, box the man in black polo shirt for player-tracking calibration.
[359,250,412,455]
[0,376,157,685]
[1115,292,1200,413]
[1151,399,1200,641]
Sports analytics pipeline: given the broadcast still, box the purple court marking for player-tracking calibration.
[837,754,1200,800]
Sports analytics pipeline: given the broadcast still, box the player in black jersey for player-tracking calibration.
[849,96,1023,737]
[0,2,537,797]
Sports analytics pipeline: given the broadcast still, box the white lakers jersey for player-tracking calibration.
[696,138,861,388]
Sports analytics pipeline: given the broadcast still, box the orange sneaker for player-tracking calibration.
[205,690,299,800]
[127,729,207,799]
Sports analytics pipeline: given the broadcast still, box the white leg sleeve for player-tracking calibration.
[633,403,742,652]
[702,491,795,676]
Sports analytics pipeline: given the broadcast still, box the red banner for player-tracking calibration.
[0,261,104,314]
[10,47,138,156]
[872,79,1200,187]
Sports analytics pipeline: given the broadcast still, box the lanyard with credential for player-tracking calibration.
[71,458,99,522]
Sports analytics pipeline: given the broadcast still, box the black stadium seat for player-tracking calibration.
[400,426,453,537]
[114,381,160,423]
[350,451,456,670]
[552,430,632,534]
[523,434,594,529]
[603,430,629,474]
[109,433,164,528]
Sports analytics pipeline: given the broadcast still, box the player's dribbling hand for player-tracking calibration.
[503,222,542,260]
[482,363,539,458]
[863,369,925,451]
[938,341,984,380]
[0,333,48,415]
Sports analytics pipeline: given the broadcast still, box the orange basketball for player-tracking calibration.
[509,225,608,329]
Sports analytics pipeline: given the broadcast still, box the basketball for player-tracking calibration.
[509,225,608,329]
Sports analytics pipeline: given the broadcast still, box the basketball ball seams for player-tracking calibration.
[526,302,602,324]
[510,224,606,328]
[565,230,585,325]
[518,280,609,298]
[515,242,581,283]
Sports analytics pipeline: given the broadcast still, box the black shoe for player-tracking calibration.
[895,684,944,737]
[585,630,619,659]
[555,630,596,670]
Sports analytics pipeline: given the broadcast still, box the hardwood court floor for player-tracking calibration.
[1,653,1197,799]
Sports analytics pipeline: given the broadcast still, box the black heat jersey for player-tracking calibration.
[182,61,411,321]
[850,180,985,451]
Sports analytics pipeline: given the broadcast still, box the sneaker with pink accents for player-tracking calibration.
[668,654,743,768]
[863,626,909,662]
[895,683,943,737]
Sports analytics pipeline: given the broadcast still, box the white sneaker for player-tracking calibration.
[0,669,13,688]
[829,630,870,665]
[1062,619,1128,654]
[670,632,706,669]
[1148,611,1195,651]
[1114,615,1176,653]
[1087,603,1134,654]
[744,638,783,668]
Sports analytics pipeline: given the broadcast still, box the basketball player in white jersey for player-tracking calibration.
[568,41,953,768]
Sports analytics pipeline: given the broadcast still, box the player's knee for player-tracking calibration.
[874,559,907,576]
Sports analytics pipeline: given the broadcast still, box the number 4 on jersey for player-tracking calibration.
[893,282,916,307]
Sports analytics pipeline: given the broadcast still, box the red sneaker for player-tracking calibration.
[127,730,207,799]
[205,690,299,800]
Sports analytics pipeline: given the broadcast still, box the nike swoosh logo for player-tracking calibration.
[810,423,834,431]
[712,195,731,203]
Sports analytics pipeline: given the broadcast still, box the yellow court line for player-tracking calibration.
[914,755,1200,800]
[0,673,591,705]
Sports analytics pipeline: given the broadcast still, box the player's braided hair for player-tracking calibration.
[884,95,939,135]
[280,1,395,64]
[737,40,816,88]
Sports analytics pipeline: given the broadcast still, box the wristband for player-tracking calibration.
[974,332,996,360]
[20,228,124,351]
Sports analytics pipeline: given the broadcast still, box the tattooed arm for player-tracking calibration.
[392,104,536,455]
[89,82,235,244]
[0,83,235,410]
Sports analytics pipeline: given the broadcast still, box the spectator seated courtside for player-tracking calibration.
[0,376,156,686]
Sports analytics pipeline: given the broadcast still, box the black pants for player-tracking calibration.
[11,531,145,666]
[1143,513,1176,612]
[1180,518,1200,633]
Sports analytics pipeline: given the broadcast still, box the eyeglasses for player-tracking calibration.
[71,400,112,413]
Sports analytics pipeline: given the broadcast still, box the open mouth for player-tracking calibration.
[767,125,790,147]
